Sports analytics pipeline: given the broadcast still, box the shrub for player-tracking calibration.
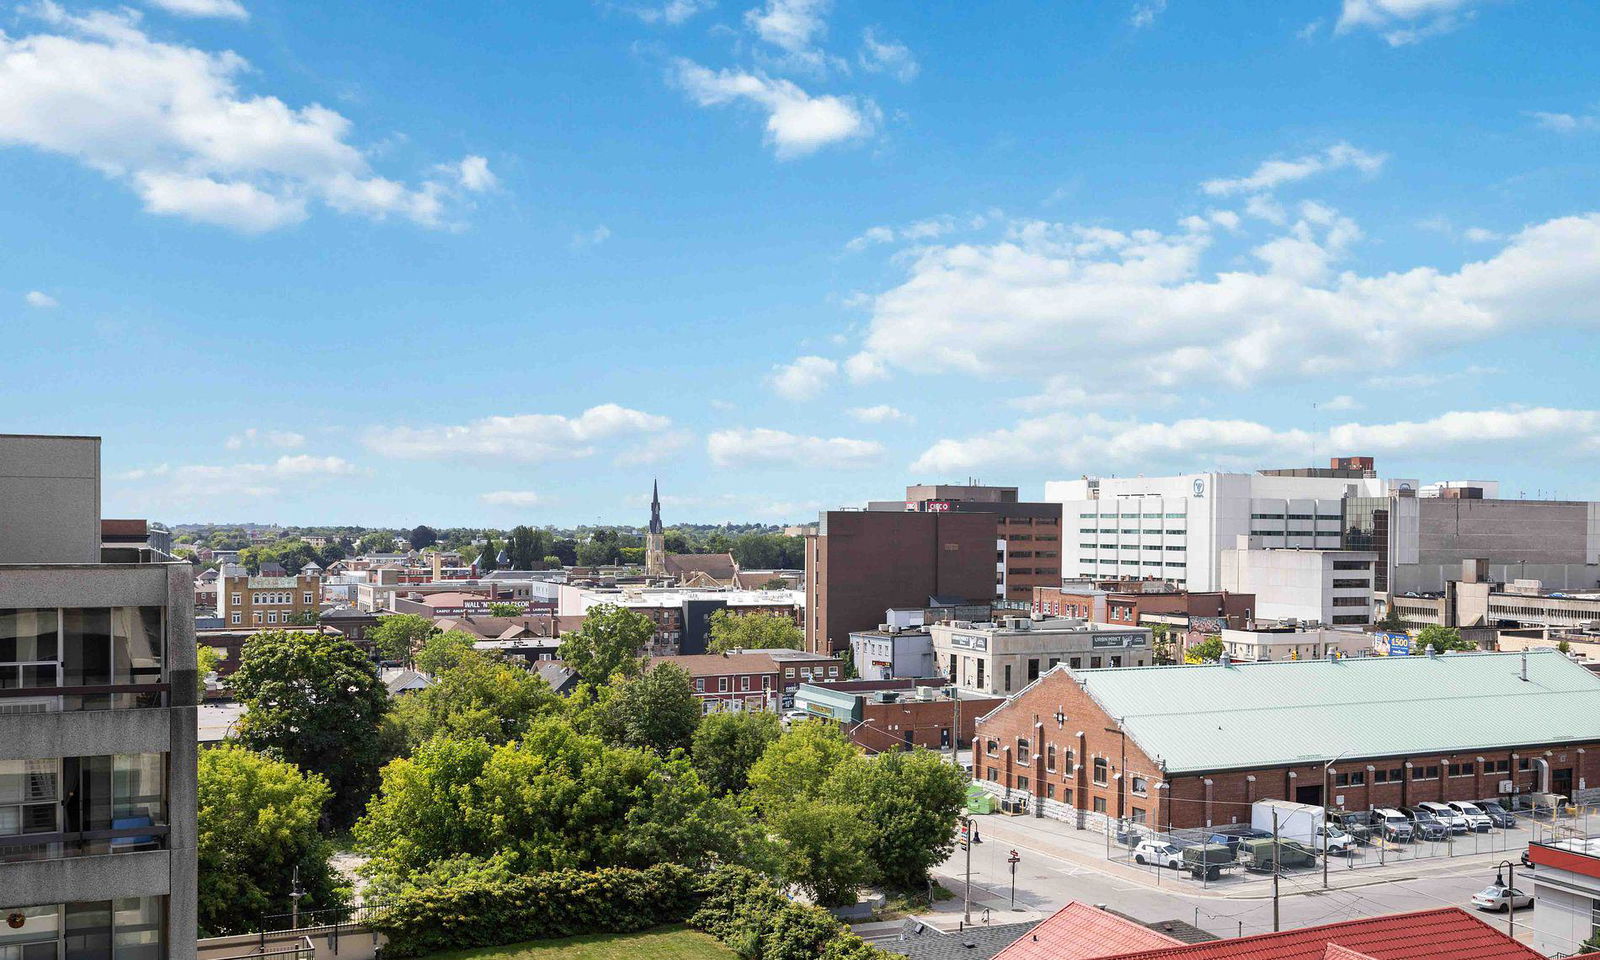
[689,867,898,960]
[370,863,698,958]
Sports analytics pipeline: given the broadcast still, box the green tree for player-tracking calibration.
[228,630,390,829]
[823,749,967,890]
[1375,604,1409,632]
[390,651,560,749]
[1415,624,1476,653]
[1185,635,1225,663]
[576,539,613,566]
[507,526,551,571]
[355,720,763,894]
[558,603,653,682]
[770,800,877,907]
[317,541,347,567]
[412,630,479,676]
[747,719,859,815]
[487,602,524,617]
[692,710,782,795]
[549,538,579,566]
[369,614,436,665]
[197,642,222,699]
[706,609,803,654]
[603,663,701,754]
[476,536,499,572]
[409,525,438,550]
[358,531,396,555]
[197,745,343,935]
[1149,623,1175,665]
[1559,638,1572,654]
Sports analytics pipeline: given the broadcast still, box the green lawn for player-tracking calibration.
[418,926,737,960]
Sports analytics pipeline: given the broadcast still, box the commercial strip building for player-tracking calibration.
[805,509,997,655]
[972,649,1600,829]
[865,485,1065,605]
[1218,540,1376,626]
[932,615,1152,696]
[1,434,198,959]
[1032,584,1254,631]
[792,681,1003,753]
[1215,625,1371,663]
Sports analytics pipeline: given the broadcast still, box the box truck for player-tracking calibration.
[1251,799,1351,855]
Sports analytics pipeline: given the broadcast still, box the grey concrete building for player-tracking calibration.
[0,435,197,959]
[930,614,1151,696]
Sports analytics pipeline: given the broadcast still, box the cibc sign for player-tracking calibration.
[907,500,955,512]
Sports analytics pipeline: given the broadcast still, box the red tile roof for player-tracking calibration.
[1098,909,1547,960]
[992,902,1182,960]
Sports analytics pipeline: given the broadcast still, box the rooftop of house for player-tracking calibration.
[992,902,1183,960]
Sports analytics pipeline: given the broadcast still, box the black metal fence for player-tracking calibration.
[251,901,389,956]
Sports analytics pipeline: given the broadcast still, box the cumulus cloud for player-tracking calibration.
[1335,0,1487,45]
[844,205,1600,397]
[627,0,713,24]
[1202,142,1385,196]
[1321,395,1362,411]
[708,427,883,469]
[0,5,488,232]
[768,355,837,400]
[1530,111,1600,134]
[365,404,673,461]
[912,407,1600,475]
[1130,0,1166,29]
[451,155,497,192]
[480,490,541,507]
[844,212,992,252]
[858,27,918,82]
[111,454,355,501]
[24,290,58,308]
[144,0,247,19]
[745,0,830,55]
[225,428,306,450]
[672,59,876,158]
[848,404,911,423]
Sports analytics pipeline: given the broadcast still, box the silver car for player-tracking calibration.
[1471,884,1532,913]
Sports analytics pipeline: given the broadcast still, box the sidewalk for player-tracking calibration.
[962,812,1518,900]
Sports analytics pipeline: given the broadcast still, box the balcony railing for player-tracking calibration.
[0,824,169,862]
[0,682,169,711]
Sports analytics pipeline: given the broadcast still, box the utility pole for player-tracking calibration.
[1272,809,1281,932]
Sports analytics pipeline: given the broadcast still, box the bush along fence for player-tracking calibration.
[367,864,894,960]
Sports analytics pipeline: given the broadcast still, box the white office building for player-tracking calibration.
[1046,468,1409,592]
[1219,538,1378,626]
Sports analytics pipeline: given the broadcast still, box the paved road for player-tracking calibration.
[930,828,1525,941]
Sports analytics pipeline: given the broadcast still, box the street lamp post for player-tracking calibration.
[1494,860,1517,941]
[961,816,973,925]
[1323,749,1350,890]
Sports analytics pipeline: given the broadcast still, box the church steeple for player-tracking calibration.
[649,479,664,535]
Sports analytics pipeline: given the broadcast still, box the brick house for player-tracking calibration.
[218,568,322,628]
[973,649,1600,830]
[794,682,1004,753]
[652,650,846,712]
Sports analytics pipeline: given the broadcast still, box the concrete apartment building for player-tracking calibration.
[866,485,1065,605]
[0,434,198,959]
[217,567,322,628]
[1218,538,1377,625]
[805,509,996,655]
[973,649,1600,829]
[930,615,1152,696]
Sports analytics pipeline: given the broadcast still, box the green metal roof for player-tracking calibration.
[1072,650,1600,775]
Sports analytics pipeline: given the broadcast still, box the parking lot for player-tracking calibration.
[1102,801,1599,892]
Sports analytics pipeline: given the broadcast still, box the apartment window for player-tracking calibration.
[1092,757,1109,785]
[739,676,750,691]
[252,613,262,625]
[827,666,838,677]
[0,608,164,712]
[230,613,241,625]
[303,592,313,604]
[976,660,985,688]
[1016,737,1031,760]
[695,679,705,692]
[1016,775,1030,792]
[1046,744,1057,771]
[0,753,167,863]
[986,739,998,757]
[1449,762,1474,778]
[1131,776,1148,795]
[1331,579,1369,589]
[1027,659,1040,683]
[1331,597,1369,607]
[717,677,729,692]
[1110,655,1122,668]
[1046,783,1056,800]
[1093,796,1108,814]
[230,593,241,606]
[1069,657,1081,670]
[987,767,998,782]
[784,668,795,678]
[1413,765,1440,780]
[1090,656,1102,669]
[0,898,165,960]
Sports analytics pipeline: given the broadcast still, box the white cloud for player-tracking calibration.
[143,0,247,19]
[0,5,485,232]
[707,427,882,469]
[24,290,58,308]
[848,404,911,423]
[452,155,497,192]
[1335,0,1486,45]
[745,0,830,55]
[1202,142,1385,196]
[628,0,713,24]
[912,407,1600,475]
[844,212,991,252]
[672,59,876,158]
[365,404,673,462]
[846,202,1600,396]
[1530,111,1600,134]
[768,355,837,400]
[858,28,918,82]
[1297,19,1324,39]
[480,490,541,507]
[843,351,888,383]
[1321,395,1361,411]
[1130,0,1167,29]
[571,225,611,249]
[1463,226,1501,243]
[112,454,355,501]
[225,428,306,450]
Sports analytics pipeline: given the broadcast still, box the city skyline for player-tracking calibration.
[4,0,1599,524]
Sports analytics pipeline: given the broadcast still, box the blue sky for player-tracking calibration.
[5,0,1600,526]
